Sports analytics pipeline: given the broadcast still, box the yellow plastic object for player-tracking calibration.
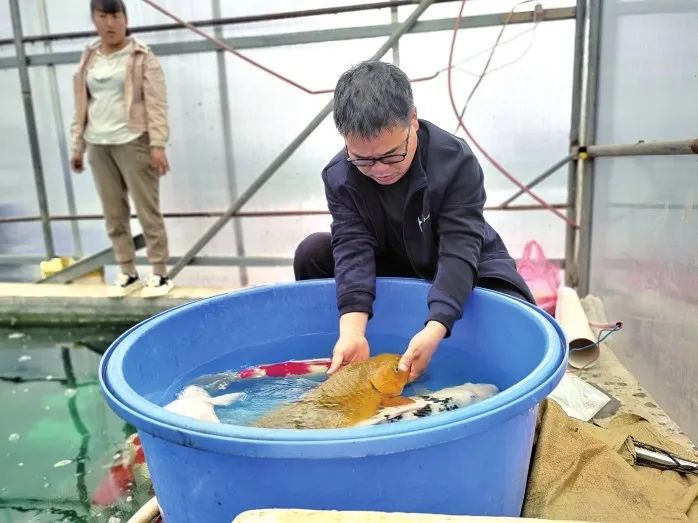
[39,256,104,284]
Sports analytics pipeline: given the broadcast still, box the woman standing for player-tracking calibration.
[70,0,173,298]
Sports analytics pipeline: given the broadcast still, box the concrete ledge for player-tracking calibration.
[0,283,233,326]
[231,509,590,523]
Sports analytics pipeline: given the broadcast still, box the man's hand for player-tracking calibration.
[399,321,447,382]
[328,311,370,374]
[150,147,169,176]
[328,332,370,375]
[70,152,85,173]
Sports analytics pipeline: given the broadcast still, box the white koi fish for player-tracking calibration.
[357,383,499,426]
[164,385,245,423]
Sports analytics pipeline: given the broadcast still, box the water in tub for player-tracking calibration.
[163,332,502,428]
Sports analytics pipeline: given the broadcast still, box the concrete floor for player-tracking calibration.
[0,282,233,326]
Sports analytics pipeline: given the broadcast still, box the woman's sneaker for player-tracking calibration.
[140,274,174,298]
[107,273,143,298]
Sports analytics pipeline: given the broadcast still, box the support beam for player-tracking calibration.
[584,139,698,157]
[9,0,55,259]
[37,0,83,257]
[0,254,292,268]
[213,0,248,286]
[0,0,458,46]
[564,0,586,287]
[500,155,574,207]
[577,0,603,296]
[0,7,576,70]
[0,202,569,226]
[168,0,437,279]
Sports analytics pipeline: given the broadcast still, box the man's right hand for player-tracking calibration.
[327,311,370,375]
[328,332,370,375]
[70,152,84,173]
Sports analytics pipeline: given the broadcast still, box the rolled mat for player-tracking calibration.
[555,286,598,369]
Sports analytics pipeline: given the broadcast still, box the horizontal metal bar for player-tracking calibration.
[0,0,457,47]
[0,7,576,69]
[0,203,569,225]
[0,254,292,267]
[0,210,330,224]
[137,255,293,267]
[0,254,565,269]
[584,139,698,157]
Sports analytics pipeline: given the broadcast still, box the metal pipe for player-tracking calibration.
[37,0,83,257]
[577,0,603,296]
[500,155,574,208]
[1,254,292,268]
[0,7,577,70]
[564,0,586,287]
[167,0,437,279]
[213,0,248,286]
[0,254,566,268]
[9,0,55,259]
[0,0,457,47]
[0,203,570,225]
[391,6,400,67]
[585,139,698,157]
[0,210,330,224]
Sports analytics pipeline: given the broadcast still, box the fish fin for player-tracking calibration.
[380,396,415,407]
[207,392,245,406]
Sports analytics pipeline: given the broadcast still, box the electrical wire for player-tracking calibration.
[447,0,579,228]
[453,0,537,127]
[141,0,544,95]
[569,323,622,353]
[143,0,578,227]
[569,322,623,375]
[141,0,328,95]
[453,26,537,77]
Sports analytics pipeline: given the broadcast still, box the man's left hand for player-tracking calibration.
[399,321,447,382]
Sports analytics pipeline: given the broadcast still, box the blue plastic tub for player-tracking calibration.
[100,278,566,522]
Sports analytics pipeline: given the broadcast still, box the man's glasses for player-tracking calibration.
[346,132,410,167]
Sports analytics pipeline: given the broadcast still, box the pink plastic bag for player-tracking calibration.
[516,240,560,315]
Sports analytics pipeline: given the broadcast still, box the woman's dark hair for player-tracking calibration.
[90,0,127,17]
[91,0,129,35]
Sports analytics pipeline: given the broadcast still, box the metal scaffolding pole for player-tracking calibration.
[391,5,400,67]
[0,1,456,47]
[0,202,567,226]
[37,0,83,257]
[576,0,603,296]
[168,0,437,279]
[0,7,576,70]
[213,0,248,286]
[9,0,55,259]
[564,0,586,287]
[585,139,698,157]
[500,154,575,208]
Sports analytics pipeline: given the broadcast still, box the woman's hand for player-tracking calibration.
[70,152,85,173]
[150,147,169,176]
[399,321,447,382]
